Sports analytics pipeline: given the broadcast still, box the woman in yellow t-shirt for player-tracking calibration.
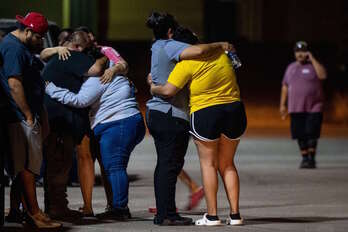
[150,27,247,226]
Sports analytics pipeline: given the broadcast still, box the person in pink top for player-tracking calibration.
[280,41,327,169]
[75,26,128,84]
[74,26,130,216]
[41,27,129,217]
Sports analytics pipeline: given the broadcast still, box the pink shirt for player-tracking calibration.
[282,62,324,113]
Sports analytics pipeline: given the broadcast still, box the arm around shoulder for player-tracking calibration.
[85,56,108,77]
[40,47,71,62]
[150,82,180,98]
[179,42,234,60]
[45,78,103,108]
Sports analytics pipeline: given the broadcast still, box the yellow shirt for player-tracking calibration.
[168,53,240,114]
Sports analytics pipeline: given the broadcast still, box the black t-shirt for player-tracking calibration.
[0,77,17,124]
[42,51,94,142]
[0,33,43,122]
[26,56,45,116]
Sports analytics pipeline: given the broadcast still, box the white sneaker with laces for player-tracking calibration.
[226,215,244,225]
[195,213,222,226]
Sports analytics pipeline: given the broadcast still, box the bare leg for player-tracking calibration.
[20,170,40,215]
[76,135,94,213]
[193,138,219,216]
[179,169,204,210]
[178,170,200,193]
[218,135,240,214]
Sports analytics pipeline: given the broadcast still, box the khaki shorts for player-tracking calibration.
[7,119,43,176]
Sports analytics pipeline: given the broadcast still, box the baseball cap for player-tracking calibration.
[16,12,48,36]
[294,41,308,52]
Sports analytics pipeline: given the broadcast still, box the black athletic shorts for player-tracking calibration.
[190,101,247,141]
[290,112,323,140]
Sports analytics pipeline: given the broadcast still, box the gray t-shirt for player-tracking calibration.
[146,39,190,121]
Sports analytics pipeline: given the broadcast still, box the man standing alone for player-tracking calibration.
[280,41,327,169]
[0,12,61,228]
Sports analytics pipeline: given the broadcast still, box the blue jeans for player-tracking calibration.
[94,113,145,208]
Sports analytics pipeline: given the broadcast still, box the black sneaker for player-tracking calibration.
[96,206,131,220]
[47,207,83,221]
[308,158,316,169]
[300,159,311,169]
[105,204,113,212]
[5,209,24,223]
[154,214,193,226]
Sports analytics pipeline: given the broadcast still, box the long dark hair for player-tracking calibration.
[173,26,199,45]
[146,11,179,40]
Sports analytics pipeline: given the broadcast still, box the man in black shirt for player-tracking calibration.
[42,31,107,220]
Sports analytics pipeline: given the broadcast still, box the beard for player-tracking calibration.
[26,36,43,54]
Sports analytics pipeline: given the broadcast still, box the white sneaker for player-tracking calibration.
[226,215,244,226]
[195,213,222,226]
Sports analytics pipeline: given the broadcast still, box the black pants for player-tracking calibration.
[290,113,323,140]
[44,131,74,212]
[146,109,189,220]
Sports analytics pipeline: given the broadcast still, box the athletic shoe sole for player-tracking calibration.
[226,218,244,226]
[195,213,222,226]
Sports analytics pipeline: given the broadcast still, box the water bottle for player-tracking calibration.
[225,51,242,69]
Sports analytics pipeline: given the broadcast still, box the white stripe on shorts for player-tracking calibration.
[190,112,219,142]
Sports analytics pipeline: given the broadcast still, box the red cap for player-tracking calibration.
[16,12,48,36]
